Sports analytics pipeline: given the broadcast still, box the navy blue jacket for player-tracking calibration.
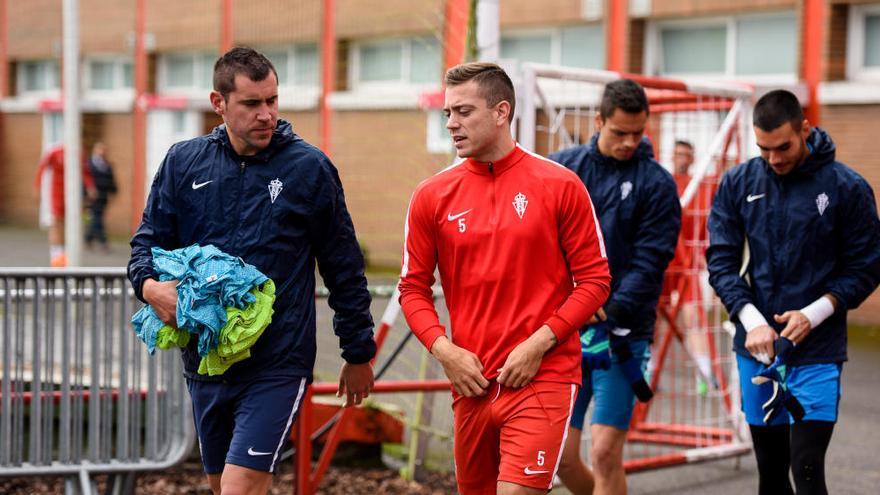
[707,128,880,365]
[128,120,376,382]
[551,135,681,340]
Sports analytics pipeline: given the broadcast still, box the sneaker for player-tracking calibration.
[50,253,68,268]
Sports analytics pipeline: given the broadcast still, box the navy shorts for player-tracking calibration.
[736,353,842,426]
[187,374,308,474]
[570,340,650,430]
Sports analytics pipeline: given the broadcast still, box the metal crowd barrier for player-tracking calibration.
[0,268,194,495]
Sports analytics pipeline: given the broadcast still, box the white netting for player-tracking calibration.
[515,63,754,471]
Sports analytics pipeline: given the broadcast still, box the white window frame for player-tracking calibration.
[84,56,134,96]
[157,51,216,96]
[16,59,60,97]
[349,36,441,92]
[501,28,560,66]
[260,44,320,110]
[261,43,320,88]
[426,109,453,154]
[645,11,798,84]
[501,23,607,70]
[847,3,880,81]
[501,24,605,70]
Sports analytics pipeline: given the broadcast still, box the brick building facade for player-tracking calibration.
[1,0,878,321]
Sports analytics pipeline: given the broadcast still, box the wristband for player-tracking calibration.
[738,303,769,333]
[800,296,835,329]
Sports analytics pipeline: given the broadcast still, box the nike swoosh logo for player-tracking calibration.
[746,194,765,202]
[523,466,549,475]
[447,209,472,221]
[247,447,273,456]
[192,180,213,190]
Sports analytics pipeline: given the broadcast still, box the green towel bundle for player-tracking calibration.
[155,279,276,376]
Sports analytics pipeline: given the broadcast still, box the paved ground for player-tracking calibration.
[2,224,879,493]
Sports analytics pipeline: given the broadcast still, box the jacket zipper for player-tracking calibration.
[488,162,497,225]
[770,176,786,319]
[232,160,246,245]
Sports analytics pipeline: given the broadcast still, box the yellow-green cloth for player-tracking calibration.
[198,279,276,376]
[156,325,191,349]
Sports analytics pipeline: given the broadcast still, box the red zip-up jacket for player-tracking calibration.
[399,144,611,385]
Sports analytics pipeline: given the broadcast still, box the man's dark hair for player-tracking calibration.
[753,89,804,132]
[445,62,516,123]
[599,79,650,120]
[674,140,694,150]
[213,47,278,99]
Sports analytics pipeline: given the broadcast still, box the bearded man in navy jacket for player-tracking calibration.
[707,89,880,495]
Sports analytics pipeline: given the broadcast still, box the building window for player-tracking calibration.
[660,25,726,74]
[735,16,797,75]
[160,52,217,92]
[649,13,797,79]
[502,32,553,65]
[561,25,605,69]
[18,60,60,94]
[426,109,453,154]
[263,43,319,87]
[867,13,880,67]
[85,58,134,91]
[501,25,604,69]
[351,36,441,88]
[848,4,880,80]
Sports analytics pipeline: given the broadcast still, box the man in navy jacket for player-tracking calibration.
[551,79,681,495]
[708,89,880,495]
[128,47,375,495]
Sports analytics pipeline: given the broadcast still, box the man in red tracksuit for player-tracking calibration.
[398,62,611,495]
[33,144,95,267]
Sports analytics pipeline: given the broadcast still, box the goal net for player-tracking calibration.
[515,62,755,471]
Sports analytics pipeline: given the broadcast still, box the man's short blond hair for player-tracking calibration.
[445,62,516,123]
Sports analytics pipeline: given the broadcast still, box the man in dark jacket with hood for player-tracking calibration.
[128,47,375,495]
[550,79,681,495]
[707,89,880,495]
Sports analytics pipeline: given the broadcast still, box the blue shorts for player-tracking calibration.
[187,374,308,474]
[736,354,841,426]
[570,340,650,431]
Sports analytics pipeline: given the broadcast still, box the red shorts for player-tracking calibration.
[452,380,577,494]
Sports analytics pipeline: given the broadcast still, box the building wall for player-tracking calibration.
[0,114,43,226]
[235,1,322,45]
[6,0,61,59]
[501,0,589,27]
[336,0,444,38]
[146,0,220,51]
[650,0,795,18]
[81,0,135,54]
[331,110,450,267]
[99,114,135,237]
[821,104,880,323]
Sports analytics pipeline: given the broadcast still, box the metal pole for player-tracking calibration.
[319,0,335,157]
[606,0,627,72]
[443,0,470,70]
[62,0,82,266]
[131,0,147,231]
[221,0,234,53]
[801,0,824,125]
[475,0,499,62]
[0,0,8,97]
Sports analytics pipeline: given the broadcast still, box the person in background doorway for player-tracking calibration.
[85,142,117,252]
[34,144,96,267]
[551,79,681,495]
